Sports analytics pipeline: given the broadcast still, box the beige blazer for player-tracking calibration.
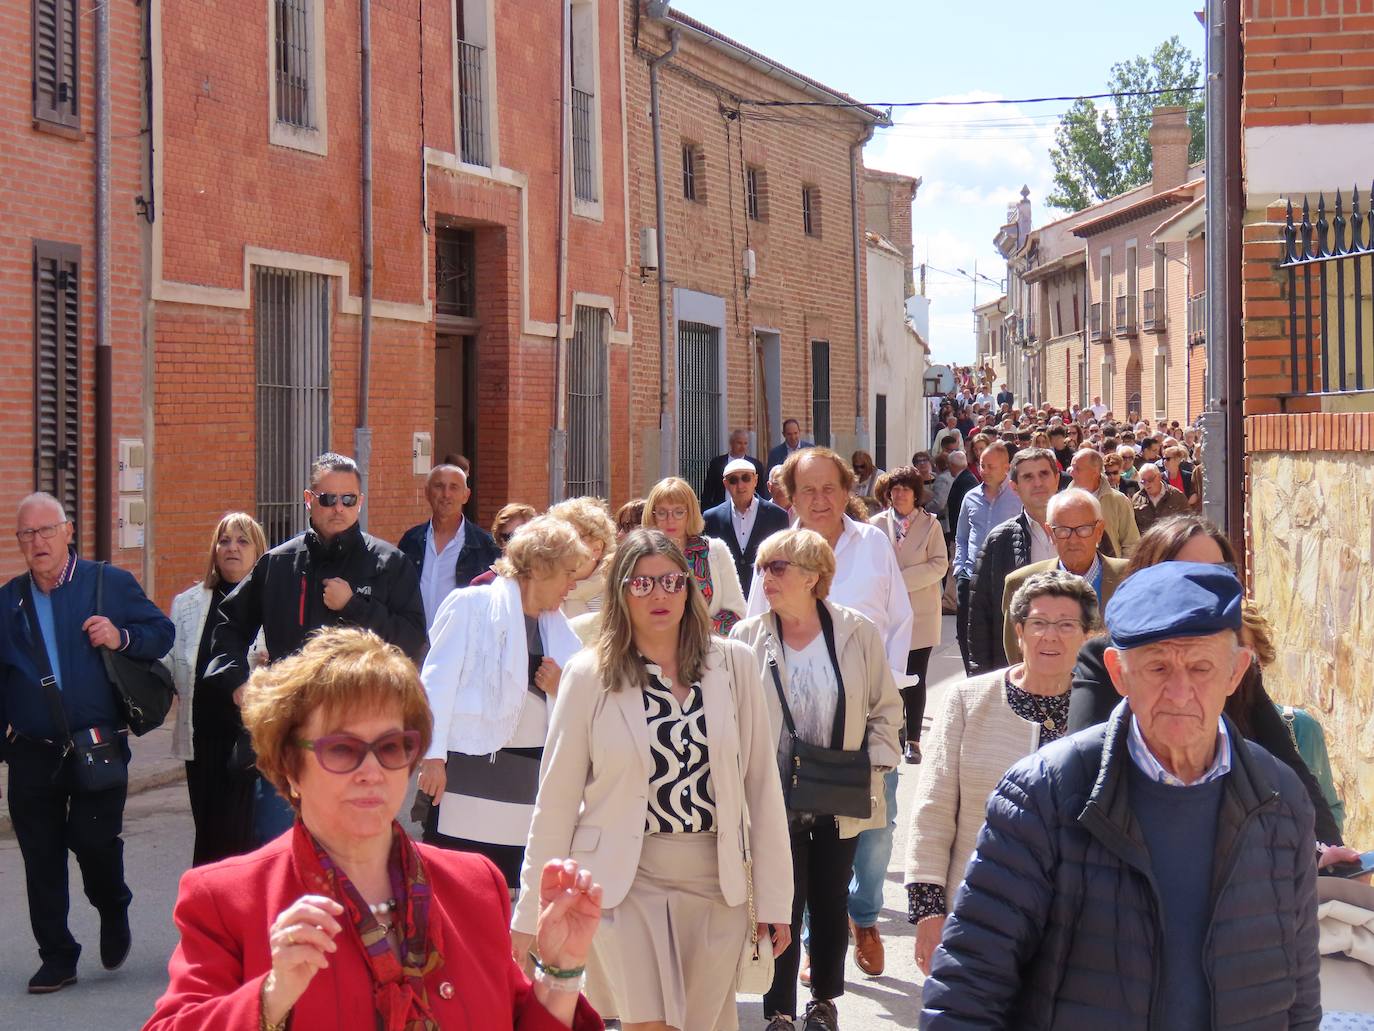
[1000,556,1130,665]
[512,638,793,934]
[731,601,902,838]
[903,670,1050,896]
[870,508,948,651]
[1094,481,1140,557]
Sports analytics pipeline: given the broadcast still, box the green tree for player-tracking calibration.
[1046,36,1205,212]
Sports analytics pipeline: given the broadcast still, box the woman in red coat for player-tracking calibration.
[145,628,603,1031]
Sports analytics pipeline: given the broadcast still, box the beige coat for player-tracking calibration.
[903,670,1052,896]
[1000,555,1130,665]
[512,638,793,934]
[731,601,902,838]
[1093,480,1139,557]
[870,508,948,650]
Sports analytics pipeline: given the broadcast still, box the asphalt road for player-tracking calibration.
[0,617,964,1031]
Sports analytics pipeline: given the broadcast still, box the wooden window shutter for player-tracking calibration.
[33,0,79,128]
[33,241,81,520]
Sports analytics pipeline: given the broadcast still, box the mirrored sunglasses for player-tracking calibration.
[296,729,422,774]
[623,573,690,597]
[309,491,360,508]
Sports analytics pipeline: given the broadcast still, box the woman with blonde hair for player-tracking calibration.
[417,516,590,889]
[165,512,269,865]
[517,529,792,1031]
[548,497,617,620]
[642,477,746,635]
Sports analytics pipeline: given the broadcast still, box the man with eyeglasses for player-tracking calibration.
[999,488,1129,665]
[397,464,500,628]
[0,492,174,993]
[702,458,789,598]
[1068,446,1138,558]
[700,428,765,511]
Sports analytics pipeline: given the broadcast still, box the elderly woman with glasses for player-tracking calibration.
[642,477,746,636]
[905,571,1097,976]
[517,529,792,1031]
[1102,451,1138,498]
[146,628,604,1031]
[731,529,901,1031]
[417,516,591,891]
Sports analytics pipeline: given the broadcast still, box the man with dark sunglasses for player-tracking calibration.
[702,458,788,598]
[700,428,766,511]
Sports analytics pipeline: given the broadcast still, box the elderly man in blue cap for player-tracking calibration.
[920,561,1321,1031]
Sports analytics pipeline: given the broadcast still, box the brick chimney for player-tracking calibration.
[1149,106,1190,193]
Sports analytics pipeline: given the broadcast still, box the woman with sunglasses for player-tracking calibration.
[417,516,591,891]
[517,529,792,1031]
[642,477,746,636]
[147,628,604,1031]
[731,529,901,1031]
[494,504,539,551]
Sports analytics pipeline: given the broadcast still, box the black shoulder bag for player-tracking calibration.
[766,603,872,819]
[96,562,175,736]
[20,584,128,794]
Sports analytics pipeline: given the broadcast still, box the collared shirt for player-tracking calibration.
[954,482,1023,580]
[1127,714,1232,787]
[420,518,467,627]
[731,495,759,551]
[1027,518,1057,565]
[1059,554,1103,599]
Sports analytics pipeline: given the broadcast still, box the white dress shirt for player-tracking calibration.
[420,518,467,628]
[731,495,760,551]
[1027,518,1057,565]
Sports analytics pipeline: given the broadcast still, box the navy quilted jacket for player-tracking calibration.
[921,701,1321,1031]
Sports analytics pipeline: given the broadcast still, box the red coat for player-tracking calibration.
[144,834,602,1031]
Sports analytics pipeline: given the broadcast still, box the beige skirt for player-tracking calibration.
[595,832,749,1031]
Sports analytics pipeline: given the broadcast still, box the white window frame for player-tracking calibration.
[267,0,328,155]
[569,0,604,220]
[451,0,499,170]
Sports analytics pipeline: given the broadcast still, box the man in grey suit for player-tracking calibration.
[765,417,814,477]
[701,459,789,597]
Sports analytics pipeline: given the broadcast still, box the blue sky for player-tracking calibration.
[672,0,1206,365]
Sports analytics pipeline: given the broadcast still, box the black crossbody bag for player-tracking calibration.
[96,562,175,736]
[20,584,128,794]
[766,603,872,819]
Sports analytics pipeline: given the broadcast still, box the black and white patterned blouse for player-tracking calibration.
[642,663,717,833]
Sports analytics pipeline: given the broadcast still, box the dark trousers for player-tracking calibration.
[185,734,258,866]
[902,646,935,742]
[764,818,860,1019]
[955,576,973,675]
[6,735,132,967]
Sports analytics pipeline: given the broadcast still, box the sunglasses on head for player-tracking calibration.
[308,491,360,508]
[623,572,690,597]
[296,729,422,774]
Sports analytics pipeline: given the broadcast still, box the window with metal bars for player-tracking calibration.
[811,340,830,446]
[746,166,765,221]
[569,0,597,202]
[677,321,721,495]
[682,143,703,202]
[274,0,314,129]
[874,394,887,471]
[566,306,609,498]
[435,228,477,318]
[32,241,81,519]
[255,268,331,546]
[32,0,79,128]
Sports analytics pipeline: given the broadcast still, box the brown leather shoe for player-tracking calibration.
[851,919,885,976]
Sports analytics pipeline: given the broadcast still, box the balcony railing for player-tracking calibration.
[572,86,596,202]
[1142,288,1165,332]
[456,39,487,167]
[1187,292,1206,345]
[1115,293,1137,336]
[1089,302,1104,341]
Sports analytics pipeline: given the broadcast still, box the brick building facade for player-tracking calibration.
[623,7,883,496]
[0,0,149,582]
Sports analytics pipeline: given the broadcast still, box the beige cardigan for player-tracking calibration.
[513,638,793,934]
[903,670,1052,898]
[731,601,902,838]
[870,508,948,651]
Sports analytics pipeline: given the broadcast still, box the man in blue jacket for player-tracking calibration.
[397,464,500,629]
[701,458,788,597]
[0,493,174,994]
[919,562,1321,1031]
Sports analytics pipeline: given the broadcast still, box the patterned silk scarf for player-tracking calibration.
[294,822,444,1031]
[684,535,739,636]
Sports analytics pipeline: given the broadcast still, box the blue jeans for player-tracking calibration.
[847,769,899,928]
[254,777,296,844]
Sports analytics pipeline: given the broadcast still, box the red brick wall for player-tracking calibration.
[0,0,148,584]
[1243,1,1374,130]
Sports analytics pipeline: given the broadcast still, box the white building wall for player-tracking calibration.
[868,243,927,470]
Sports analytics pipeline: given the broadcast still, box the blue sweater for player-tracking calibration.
[0,555,174,742]
[1128,762,1225,1031]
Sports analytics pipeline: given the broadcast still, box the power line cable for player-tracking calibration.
[739,85,1203,111]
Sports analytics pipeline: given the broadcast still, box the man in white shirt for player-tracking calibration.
[1089,394,1108,420]
[397,465,500,628]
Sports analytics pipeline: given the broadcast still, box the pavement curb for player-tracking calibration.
[0,762,185,838]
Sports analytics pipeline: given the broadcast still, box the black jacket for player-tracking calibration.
[965,512,1033,675]
[206,523,426,694]
[945,470,979,547]
[922,702,1320,1030]
[701,498,790,597]
[1067,636,1342,845]
[698,453,767,512]
[397,519,501,592]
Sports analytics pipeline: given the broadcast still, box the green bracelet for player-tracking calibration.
[528,952,586,979]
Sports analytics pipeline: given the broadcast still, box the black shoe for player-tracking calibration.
[100,908,131,971]
[904,740,922,764]
[802,999,839,1031]
[27,962,77,994]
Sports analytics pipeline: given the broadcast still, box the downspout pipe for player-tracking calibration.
[356,0,374,526]
[95,0,112,559]
[550,0,572,504]
[649,29,680,479]
[850,126,874,447]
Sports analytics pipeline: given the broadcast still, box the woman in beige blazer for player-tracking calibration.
[731,529,901,1031]
[870,465,948,764]
[515,529,792,1031]
[904,570,1097,976]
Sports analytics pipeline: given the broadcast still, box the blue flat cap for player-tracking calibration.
[1104,561,1244,649]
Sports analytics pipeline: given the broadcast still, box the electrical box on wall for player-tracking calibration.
[412,433,433,476]
[118,497,147,550]
[118,439,146,493]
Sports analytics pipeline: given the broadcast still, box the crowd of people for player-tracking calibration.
[0,384,1359,1029]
